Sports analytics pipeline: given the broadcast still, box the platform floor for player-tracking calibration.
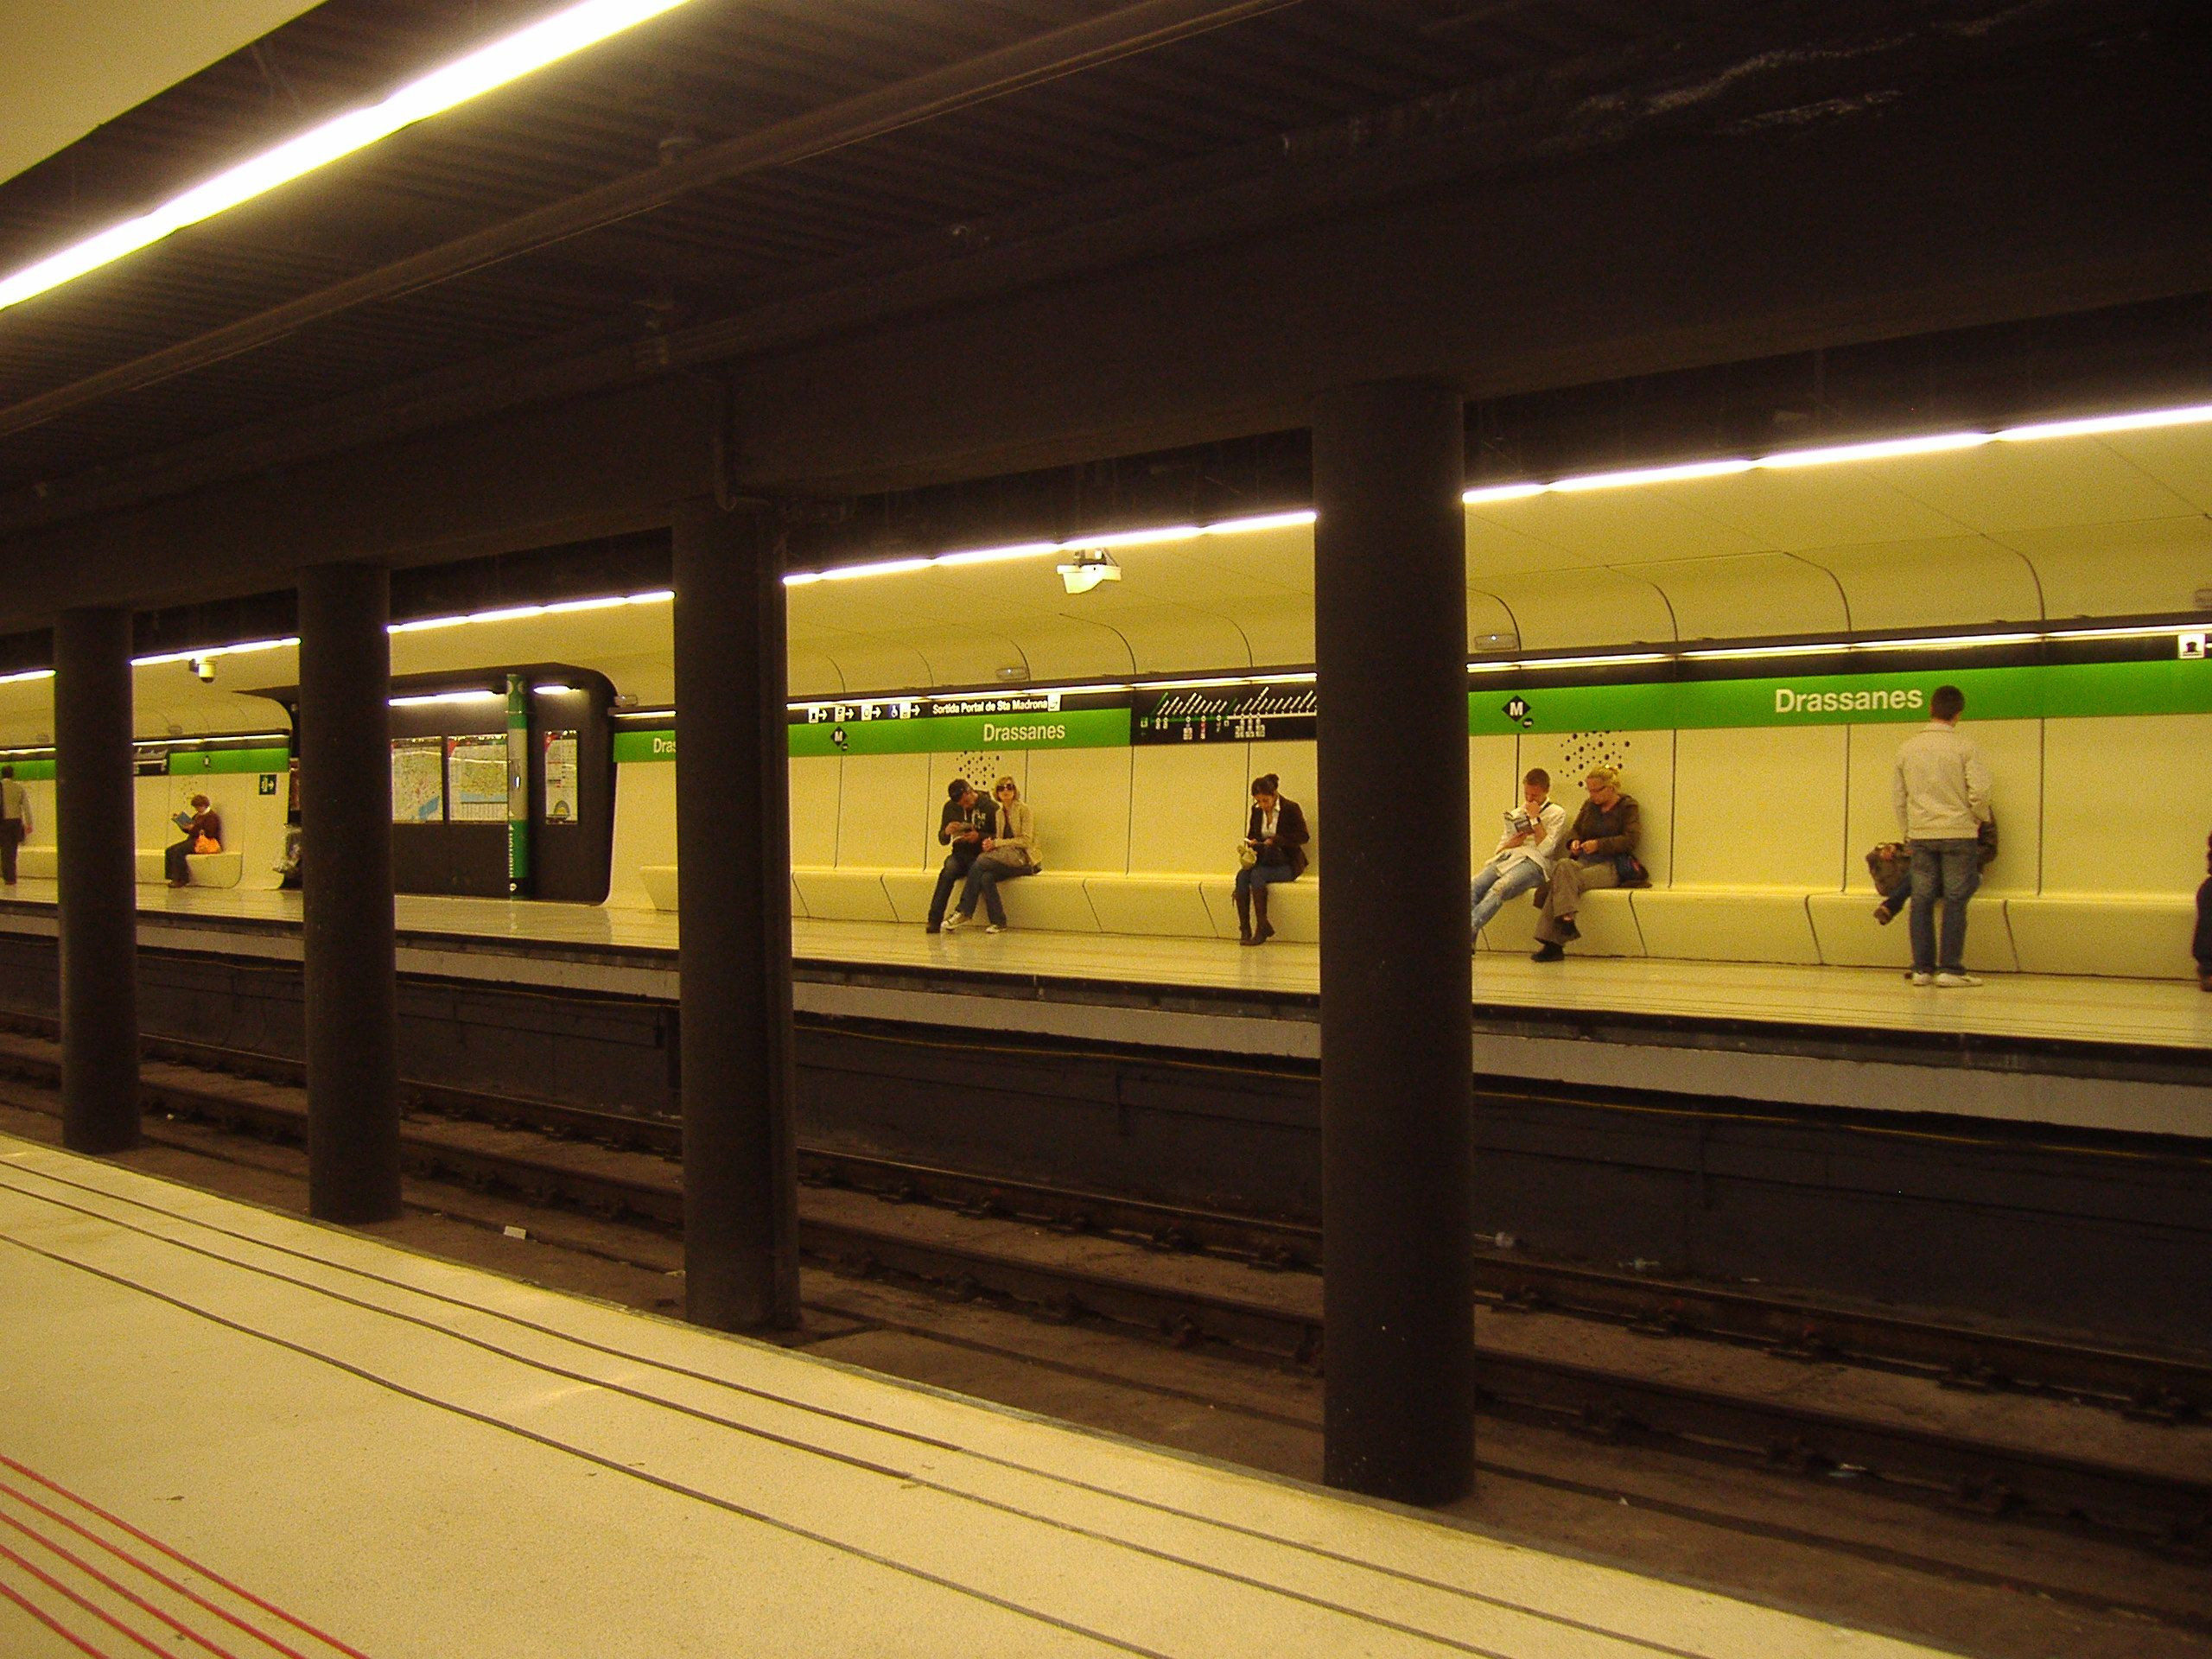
[6,877,2207,1056]
[0,1134,1950,1657]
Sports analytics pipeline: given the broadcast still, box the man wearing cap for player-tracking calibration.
[925,779,991,934]
[1530,767,1644,962]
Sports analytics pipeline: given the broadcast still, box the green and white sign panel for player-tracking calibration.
[616,706,1131,763]
[610,658,2210,761]
[1472,659,2212,736]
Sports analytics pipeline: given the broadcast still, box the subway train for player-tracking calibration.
[1,403,2207,982]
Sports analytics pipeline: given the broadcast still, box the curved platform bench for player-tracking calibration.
[633,864,2204,979]
[13,845,242,888]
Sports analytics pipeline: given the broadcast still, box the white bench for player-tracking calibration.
[10,845,242,888]
[634,864,2204,979]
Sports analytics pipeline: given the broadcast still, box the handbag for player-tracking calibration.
[1236,842,1259,869]
[193,834,221,855]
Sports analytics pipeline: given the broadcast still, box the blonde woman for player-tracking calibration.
[944,776,1039,934]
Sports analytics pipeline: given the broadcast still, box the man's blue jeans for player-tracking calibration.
[1470,858,1542,934]
[1909,838,1981,973]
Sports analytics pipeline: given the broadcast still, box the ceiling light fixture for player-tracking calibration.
[1055,549,1123,595]
[0,0,700,314]
[389,690,505,708]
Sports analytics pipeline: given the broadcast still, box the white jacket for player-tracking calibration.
[1893,721,1992,840]
[1483,798,1567,877]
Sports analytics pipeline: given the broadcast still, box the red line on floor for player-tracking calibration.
[0,1574,124,1659]
[0,1459,368,1659]
[0,1537,186,1658]
[2,1510,249,1659]
[0,1484,312,1659]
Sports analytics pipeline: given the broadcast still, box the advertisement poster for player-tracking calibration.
[543,731,579,823]
[390,737,444,823]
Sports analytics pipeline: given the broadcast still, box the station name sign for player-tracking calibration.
[1471,659,2211,736]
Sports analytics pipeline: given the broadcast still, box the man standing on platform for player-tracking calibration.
[1893,683,1993,988]
[0,766,28,885]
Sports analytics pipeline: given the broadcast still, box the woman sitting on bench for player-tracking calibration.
[166,794,222,887]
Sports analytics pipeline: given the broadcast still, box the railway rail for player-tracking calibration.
[0,1023,2205,1554]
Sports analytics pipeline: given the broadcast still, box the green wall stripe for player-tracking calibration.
[168,747,291,775]
[612,660,2212,760]
[617,708,1132,763]
[1469,659,2212,736]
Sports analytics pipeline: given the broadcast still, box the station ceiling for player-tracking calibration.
[0,410,2202,745]
[2,0,2202,607]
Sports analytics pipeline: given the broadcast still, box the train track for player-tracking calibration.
[0,1026,2205,1554]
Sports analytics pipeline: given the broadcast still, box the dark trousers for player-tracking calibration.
[1909,838,1981,973]
[2195,876,2210,977]
[166,836,197,885]
[0,818,20,884]
[927,850,976,928]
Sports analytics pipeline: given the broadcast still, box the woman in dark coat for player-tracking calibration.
[1234,773,1308,946]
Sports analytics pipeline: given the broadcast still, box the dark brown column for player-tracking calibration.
[54,607,140,1154]
[297,561,402,1223]
[1313,378,1476,1504]
[672,501,799,1331]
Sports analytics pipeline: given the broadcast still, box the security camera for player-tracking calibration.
[1055,548,1122,595]
[190,656,217,683]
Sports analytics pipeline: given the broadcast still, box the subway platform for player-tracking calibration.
[0,1133,1954,1658]
[0,882,2207,1138]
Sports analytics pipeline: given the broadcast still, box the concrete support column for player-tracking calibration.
[672,501,798,1331]
[297,561,402,1224]
[1313,378,1476,1504]
[54,607,140,1154]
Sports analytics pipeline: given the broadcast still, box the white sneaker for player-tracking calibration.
[984,923,1005,934]
[941,913,967,931]
[1934,971,1983,988]
[1905,970,1934,986]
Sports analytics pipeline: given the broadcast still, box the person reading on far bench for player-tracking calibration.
[1530,767,1643,962]
[1893,683,1993,988]
[1470,768,1566,938]
[165,794,222,887]
[1234,773,1308,945]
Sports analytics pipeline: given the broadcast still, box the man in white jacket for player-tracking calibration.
[1893,684,1993,987]
[1470,768,1568,938]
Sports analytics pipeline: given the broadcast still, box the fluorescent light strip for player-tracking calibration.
[0,0,699,314]
[1467,652,1673,674]
[389,588,673,633]
[783,511,1316,588]
[1680,631,2044,661]
[390,690,504,708]
[132,636,298,669]
[0,669,55,686]
[1461,401,2212,504]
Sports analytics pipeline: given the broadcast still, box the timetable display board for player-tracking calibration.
[1133,683,1315,744]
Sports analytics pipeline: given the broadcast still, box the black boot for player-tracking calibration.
[1251,885,1274,944]
[1235,887,1254,944]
